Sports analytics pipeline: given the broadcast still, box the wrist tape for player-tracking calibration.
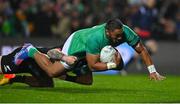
[147,65,157,73]
[107,62,117,69]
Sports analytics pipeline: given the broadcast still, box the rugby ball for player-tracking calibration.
[100,45,116,63]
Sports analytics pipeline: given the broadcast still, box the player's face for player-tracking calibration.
[106,28,123,46]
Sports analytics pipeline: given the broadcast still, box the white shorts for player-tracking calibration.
[60,33,75,69]
[115,43,135,66]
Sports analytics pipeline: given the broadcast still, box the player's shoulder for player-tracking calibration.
[122,24,131,31]
[90,23,106,33]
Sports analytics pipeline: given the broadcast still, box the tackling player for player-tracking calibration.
[12,18,165,80]
[0,18,165,87]
[0,42,162,87]
[0,42,134,87]
[0,45,94,87]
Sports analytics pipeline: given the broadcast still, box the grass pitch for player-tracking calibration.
[0,74,180,103]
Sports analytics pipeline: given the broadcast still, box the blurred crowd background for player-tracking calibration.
[0,0,180,41]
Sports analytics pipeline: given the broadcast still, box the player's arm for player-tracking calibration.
[86,53,107,71]
[123,25,165,80]
[86,53,120,71]
[134,41,165,80]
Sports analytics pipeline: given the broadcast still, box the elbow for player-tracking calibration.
[84,79,93,85]
[47,72,56,77]
[84,82,93,85]
[87,80,93,85]
[79,78,93,85]
[46,67,60,77]
[88,64,95,71]
[135,43,146,54]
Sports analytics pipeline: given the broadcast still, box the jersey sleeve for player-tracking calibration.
[123,25,140,47]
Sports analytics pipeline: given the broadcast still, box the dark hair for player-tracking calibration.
[105,18,123,31]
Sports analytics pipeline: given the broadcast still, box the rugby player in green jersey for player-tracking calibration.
[1,18,165,83]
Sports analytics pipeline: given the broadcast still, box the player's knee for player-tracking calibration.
[78,79,93,85]
[78,74,93,85]
[85,79,93,85]
[47,71,58,77]
[39,80,54,88]
[45,66,64,77]
[47,69,63,77]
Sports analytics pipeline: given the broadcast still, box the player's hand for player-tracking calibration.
[113,52,121,65]
[47,48,63,60]
[62,55,77,65]
[149,72,166,81]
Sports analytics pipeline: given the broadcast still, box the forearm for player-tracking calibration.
[140,48,153,66]
[135,42,165,80]
[89,62,108,71]
[135,42,157,73]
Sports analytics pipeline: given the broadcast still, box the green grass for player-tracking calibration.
[0,74,180,103]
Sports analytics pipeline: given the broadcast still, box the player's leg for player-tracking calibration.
[0,46,53,86]
[2,57,92,87]
[17,47,61,87]
[19,58,54,87]
[5,75,53,87]
[0,47,42,85]
[13,34,76,77]
[9,75,43,87]
[0,47,33,85]
[7,71,93,87]
[14,44,77,77]
[74,71,93,85]
[0,47,29,74]
[0,47,62,87]
[58,71,93,85]
[7,58,54,87]
[63,57,93,85]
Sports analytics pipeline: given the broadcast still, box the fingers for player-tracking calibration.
[72,56,78,61]
[113,52,121,65]
[149,74,166,81]
[158,75,166,80]
[149,75,157,80]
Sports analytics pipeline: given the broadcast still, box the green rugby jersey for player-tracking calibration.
[67,23,140,57]
[122,25,140,46]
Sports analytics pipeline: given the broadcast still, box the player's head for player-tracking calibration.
[105,18,124,46]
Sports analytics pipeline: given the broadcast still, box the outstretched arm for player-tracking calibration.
[134,42,165,80]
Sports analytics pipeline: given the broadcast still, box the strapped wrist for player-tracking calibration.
[147,65,157,73]
[107,62,117,69]
[47,49,64,61]
[60,54,65,62]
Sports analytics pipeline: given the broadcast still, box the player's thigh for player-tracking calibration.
[24,58,54,86]
[76,71,93,85]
